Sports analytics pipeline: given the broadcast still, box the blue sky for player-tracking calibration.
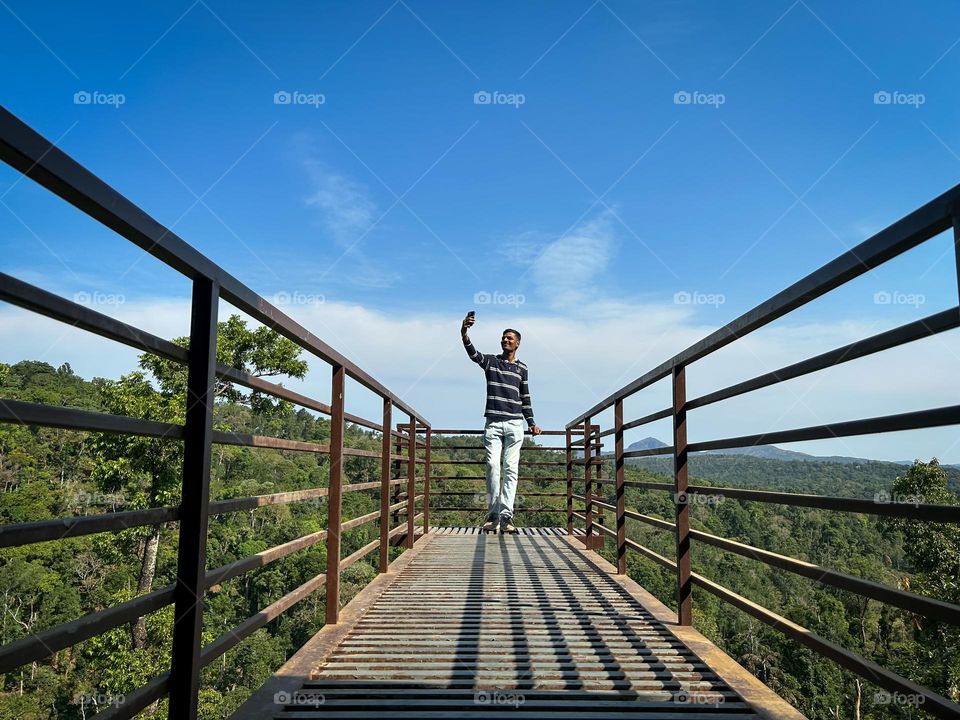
[2,1,960,462]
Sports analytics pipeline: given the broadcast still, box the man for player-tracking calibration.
[461,312,541,534]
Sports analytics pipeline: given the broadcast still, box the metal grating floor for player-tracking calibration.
[273,531,763,718]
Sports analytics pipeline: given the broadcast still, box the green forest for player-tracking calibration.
[0,318,958,719]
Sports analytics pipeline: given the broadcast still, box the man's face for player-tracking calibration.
[501,331,519,353]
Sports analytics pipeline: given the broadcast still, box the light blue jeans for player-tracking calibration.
[483,418,525,522]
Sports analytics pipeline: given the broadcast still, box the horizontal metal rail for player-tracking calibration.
[432,507,565,513]
[0,398,413,462]
[0,107,427,425]
[430,475,565,481]
[598,409,672,438]
[0,398,183,438]
[429,428,577,436]
[582,479,960,522]
[2,264,412,445]
[426,443,569,451]
[686,308,960,410]
[0,480,410,549]
[93,674,169,720]
[569,181,960,427]
[692,571,960,719]
[611,532,960,718]
[690,529,960,623]
[623,446,673,458]
[0,484,422,674]
[684,484,960,522]
[0,506,181,548]
[435,491,567,497]
[688,405,960,454]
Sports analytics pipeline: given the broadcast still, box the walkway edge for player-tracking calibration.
[229,531,436,720]
[560,534,807,720]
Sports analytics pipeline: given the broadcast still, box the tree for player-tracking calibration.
[878,459,960,702]
[91,315,307,651]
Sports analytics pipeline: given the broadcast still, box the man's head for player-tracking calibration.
[501,328,521,354]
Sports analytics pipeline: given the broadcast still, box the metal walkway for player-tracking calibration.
[233,529,804,719]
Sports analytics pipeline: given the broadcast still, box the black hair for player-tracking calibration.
[502,328,521,341]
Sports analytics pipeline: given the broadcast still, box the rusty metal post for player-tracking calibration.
[423,426,431,535]
[168,276,218,720]
[406,419,416,548]
[593,423,603,529]
[584,417,593,541]
[392,424,402,529]
[565,427,573,535]
[615,399,626,574]
[672,365,692,625]
[379,398,392,573]
[324,364,345,624]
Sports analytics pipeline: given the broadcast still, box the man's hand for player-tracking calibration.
[461,313,475,335]
[530,425,542,436]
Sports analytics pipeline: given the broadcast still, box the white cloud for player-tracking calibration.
[498,229,551,265]
[304,161,377,246]
[302,160,399,288]
[530,212,617,309]
[4,295,956,464]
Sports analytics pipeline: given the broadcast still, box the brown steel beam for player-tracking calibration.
[672,365,692,626]
[615,398,626,574]
[324,365,346,624]
[379,398,392,573]
[168,276,218,719]
[406,419,416,548]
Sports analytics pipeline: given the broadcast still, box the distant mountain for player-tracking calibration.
[627,437,668,451]
[626,437,958,468]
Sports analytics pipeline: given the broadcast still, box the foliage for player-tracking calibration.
[1,350,958,719]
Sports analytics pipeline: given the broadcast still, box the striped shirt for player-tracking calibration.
[462,334,535,427]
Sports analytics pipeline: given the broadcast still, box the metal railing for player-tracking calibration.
[5,103,960,718]
[0,106,430,719]
[564,183,960,718]
[424,428,601,526]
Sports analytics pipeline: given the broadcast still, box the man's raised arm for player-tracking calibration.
[461,313,484,366]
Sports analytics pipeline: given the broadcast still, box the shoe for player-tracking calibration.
[499,518,517,534]
[482,519,498,532]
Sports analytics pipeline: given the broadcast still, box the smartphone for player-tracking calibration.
[467,310,475,318]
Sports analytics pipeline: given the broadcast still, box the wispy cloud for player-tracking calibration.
[528,211,617,309]
[303,159,399,288]
[305,161,377,246]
